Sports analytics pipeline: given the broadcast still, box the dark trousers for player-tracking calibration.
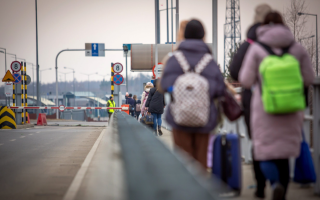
[260,159,290,199]
[172,128,209,170]
[108,112,113,119]
[135,111,141,120]
[244,107,266,194]
[129,110,135,117]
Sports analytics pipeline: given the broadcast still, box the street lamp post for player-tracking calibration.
[26,62,36,98]
[81,73,97,97]
[17,57,26,62]
[0,48,6,71]
[299,35,315,43]
[123,45,129,93]
[64,67,76,106]
[96,73,109,118]
[298,12,318,76]
[6,52,16,60]
[40,68,51,95]
[0,51,16,66]
[0,48,8,106]
[59,71,73,94]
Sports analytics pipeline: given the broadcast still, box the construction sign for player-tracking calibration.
[0,106,16,129]
[2,70,15,82]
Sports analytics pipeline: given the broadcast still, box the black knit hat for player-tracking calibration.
[184,19,205,40]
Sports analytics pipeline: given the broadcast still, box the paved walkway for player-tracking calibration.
[158,128,319,200]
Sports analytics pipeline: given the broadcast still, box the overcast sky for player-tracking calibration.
[0,0,319,87]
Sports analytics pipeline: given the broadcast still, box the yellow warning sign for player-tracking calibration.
[2,70,15,82]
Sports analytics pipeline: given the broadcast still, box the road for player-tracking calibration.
[0,126,103,200]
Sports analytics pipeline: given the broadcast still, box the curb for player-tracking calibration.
[46,124,107,127]
[16,124,35,129]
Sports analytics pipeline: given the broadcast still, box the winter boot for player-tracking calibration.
[158,125,163,136]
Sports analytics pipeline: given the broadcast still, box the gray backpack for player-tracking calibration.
[171,51,212,127]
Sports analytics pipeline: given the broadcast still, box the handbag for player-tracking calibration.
[144,112,154,125]
[294,130,317,184]
[221,90,242,121]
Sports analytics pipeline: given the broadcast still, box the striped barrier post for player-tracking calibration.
[24,62,29,123]
[13,83,15,107]
[0,106,17,129]
[21,62,25,124]
[111,62,114,97]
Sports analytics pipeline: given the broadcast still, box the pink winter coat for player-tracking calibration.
[239,25,315,161]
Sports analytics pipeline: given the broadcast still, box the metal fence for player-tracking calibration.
[116,112,222,200]
[60,110,86,121]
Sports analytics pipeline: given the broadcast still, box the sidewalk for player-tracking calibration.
[158,128,319,200]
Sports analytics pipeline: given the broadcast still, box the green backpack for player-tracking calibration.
[258,42,305,114]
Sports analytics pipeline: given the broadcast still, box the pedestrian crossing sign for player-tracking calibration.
[2,70,15,82]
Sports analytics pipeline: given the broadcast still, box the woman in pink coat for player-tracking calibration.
[239,12,315,200]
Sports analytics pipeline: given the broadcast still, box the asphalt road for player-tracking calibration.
[0,126,104,200]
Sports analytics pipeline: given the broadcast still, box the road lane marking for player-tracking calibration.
[36,131,40,133]
[20,136,26,138]
[0,144,3,146]
[10,139,16,142]
[29,134,33,135]
[63,128,106,200]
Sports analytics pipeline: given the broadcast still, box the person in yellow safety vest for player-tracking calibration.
[107,96,116,119]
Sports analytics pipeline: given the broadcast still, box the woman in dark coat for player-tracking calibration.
[145,79,165,136]
[229,4,271,198]
[160,19,225,169]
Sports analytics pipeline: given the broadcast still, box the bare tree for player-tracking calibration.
[283,0,308,40]
[283,0,319,73]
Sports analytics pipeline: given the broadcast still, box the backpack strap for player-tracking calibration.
[257,42,276,55]
[258,42,292,56]
[194,53,213,74]
[173,51,190,73]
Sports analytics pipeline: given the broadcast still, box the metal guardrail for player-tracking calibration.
[116,111,222,200]
[312,77,320,195]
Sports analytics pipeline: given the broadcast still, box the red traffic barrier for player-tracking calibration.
[37,113,47,126]
[121,104,130,115]
[27,113,30,124]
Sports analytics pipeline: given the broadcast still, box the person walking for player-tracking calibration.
[133,95,138,118]
[135,99,141,120]
[229,4,272,198]
[145,79,165,136]
[140,82,154,116]
[126,93,135,117]
[239,11,315,200]
[160,19,225,169]
[107,96,116,120]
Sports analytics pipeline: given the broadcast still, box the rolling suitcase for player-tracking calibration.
[211,131,242,195]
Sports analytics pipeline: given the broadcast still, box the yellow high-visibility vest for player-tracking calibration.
[108,100,116,113]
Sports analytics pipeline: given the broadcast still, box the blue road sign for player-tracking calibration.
[13,73,22,84]
[123,44,131,51]
[92,43,99,56]
[85,43,105,57]
[113,74,124,85]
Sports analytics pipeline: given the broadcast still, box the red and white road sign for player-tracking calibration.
[152,63,163,79]
[112,62,123,73]
[11,61,21,72]
[59,105,65,112]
